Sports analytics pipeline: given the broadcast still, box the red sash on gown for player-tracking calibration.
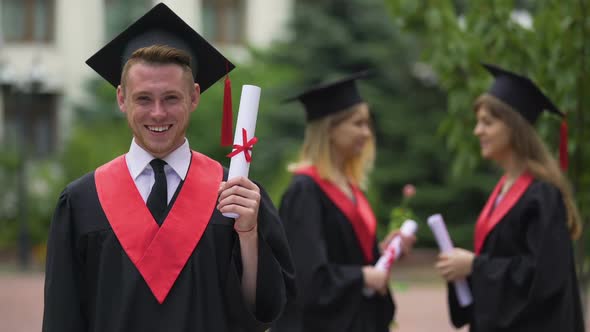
[474,172,533,254]
[95,151,222,303]
[295,166,377,263]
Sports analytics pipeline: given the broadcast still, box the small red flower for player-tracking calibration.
[402,184,416,198]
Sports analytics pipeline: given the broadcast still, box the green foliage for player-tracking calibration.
[387,184,417,236]
[0,152,64,249]
[25,161,65,246]
[261,0,494,247]
[387,0,590,304]
[62,79,129,182]
[0,149,18,248]
[389,206,416,233]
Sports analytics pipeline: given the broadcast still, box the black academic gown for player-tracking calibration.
[448,177,584,332]
[43,152,295,332]
[272,173,395,332]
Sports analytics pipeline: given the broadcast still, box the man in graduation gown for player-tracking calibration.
[42,4,295,332]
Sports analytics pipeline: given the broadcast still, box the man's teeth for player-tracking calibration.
[148,125,170,132]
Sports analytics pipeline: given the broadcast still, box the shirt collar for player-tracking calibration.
[126,138,191,180]
[163,139,191,180]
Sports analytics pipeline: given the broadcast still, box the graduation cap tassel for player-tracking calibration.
[221,61,233,147]
[559,116,569,172]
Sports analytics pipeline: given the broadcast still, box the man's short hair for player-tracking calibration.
[120,44,193,90]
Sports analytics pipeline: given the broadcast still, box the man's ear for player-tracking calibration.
[190,83,201,112]
[117,85,126,113]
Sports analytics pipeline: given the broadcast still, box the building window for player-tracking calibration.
[202,0,245,44]
[104,0,151,40]
[3,91,57,158]
[0,0,55,43]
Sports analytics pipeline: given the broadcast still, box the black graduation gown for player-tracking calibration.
[447,179,584,332]
[42,154,295,332]
[272,173,395,332]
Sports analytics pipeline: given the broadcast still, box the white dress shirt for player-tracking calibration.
[125,138,191,204]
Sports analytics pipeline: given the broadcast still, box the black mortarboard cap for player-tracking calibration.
[483,63,570,171]
[285,71,370,122]
[86,2,234,92]
[86,3,236,146]
[482,63,563,124]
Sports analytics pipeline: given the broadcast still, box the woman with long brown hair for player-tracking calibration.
[272,72,414,332]
[435,63,584,331]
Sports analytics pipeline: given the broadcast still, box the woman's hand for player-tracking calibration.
[362,266,389,296]
[435,248,475,281]
[379,230,416,258]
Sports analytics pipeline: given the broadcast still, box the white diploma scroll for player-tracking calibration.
[222,85,261,219]
[363,219,418,297]
[427,214,473,307]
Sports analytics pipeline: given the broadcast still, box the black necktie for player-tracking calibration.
[147,159,168,225]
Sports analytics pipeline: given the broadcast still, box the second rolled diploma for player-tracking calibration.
[427,214,473,307]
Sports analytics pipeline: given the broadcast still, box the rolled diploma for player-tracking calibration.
[427,214,473,307]
[375,219,418,271]
[363,219,418,296]
[222,85,261,219]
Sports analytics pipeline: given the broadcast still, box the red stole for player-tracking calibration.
[295,166,376,263]
[474,172,534,254]
[94,151,222,303]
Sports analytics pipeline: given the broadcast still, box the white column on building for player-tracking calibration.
[245,0,293,49]
[56,0,105,102]
[194,0,203,31]
[54,0,105,145]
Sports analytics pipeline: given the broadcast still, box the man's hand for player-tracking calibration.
[217,176,260,234]
[435,248,475,281]
[218,176,261,308]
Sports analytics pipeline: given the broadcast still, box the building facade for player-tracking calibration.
[0,0,292,156]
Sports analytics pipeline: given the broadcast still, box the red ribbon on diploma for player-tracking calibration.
[226,128,258,162]
[384,248,396,270]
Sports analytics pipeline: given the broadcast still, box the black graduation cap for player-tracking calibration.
[86,3,235,145]
[86,2,234,91]
[482,63,563,124]
[482,63,569,171]
[286,71,370,122]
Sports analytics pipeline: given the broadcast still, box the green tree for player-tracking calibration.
[255,0,496,244]
[387,0,590,308]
